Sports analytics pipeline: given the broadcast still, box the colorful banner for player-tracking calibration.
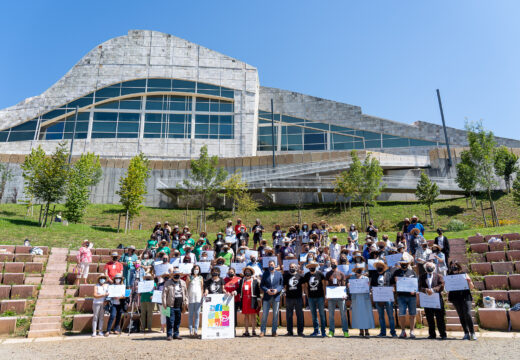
[201,294,235,340]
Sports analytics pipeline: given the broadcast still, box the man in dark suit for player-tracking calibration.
[260,259,283,336]
[434,228,450,264]
[419,262,447,339]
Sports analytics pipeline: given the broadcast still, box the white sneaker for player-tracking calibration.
[471,333,477,341]
[98,331,104,336]
[91,333,97,337]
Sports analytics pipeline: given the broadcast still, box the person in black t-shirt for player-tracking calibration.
[283,262,304,336]
[303,261,327,337]
[366,219,379,239]
[203,267,225,295]
[252,219,265,250]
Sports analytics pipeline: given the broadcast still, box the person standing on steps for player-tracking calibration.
[259,260,283,337]
[162,270,188,341]
[92,274,108,337]
[419,262,447,340]
[283,262,305,337]
[325,258,349,338]
[303,261,327,338]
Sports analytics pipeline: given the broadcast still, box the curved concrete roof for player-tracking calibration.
[0,30,258,131]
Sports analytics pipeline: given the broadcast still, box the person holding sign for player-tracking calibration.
[140,274,155,333]
[239,266,261,336]
[224,267,242,333]
[204,267,225,295]
[260,260,283,337]
[390,259,418,339]
[92,274,108,337]
[419,262,447,339]
[325,259,349,338]
[447,261,477,340]
[162,270,188,340]
[303,261,327,337]
[349,263,374,337]
[186,265,204,338]
[369,260,396,337]
[283,262,305,336]
[105,274,126,336]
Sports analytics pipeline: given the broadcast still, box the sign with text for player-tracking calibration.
[201,294,235,340]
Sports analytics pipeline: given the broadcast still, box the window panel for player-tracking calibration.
[0,131,9,142]
[116,132,138,139]
[122,79,146,88]
[145,113,163,123]
[118,113,140,122]
[92,121,117,132]
[95,86,120,99]
[147,78,172,91]
[117,122,139,133]
[365,139,381,148]
[220,89,234,99]
[144,122,162,134]
[8,131,34,142]
[383,138,410,148]
[93,112,118,121]
[172,79,196,92]
[119,100,141,110]
[95,101,119,109]
[197,83,220,96]
[91,132,114,139]
[67,95,94,109]
[196,100,210,112]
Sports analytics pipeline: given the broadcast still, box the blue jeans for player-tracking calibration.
[328,298,348,333]
[167,307,182,338]
[106,303,124,332]
[124,268,136,289]
[261,298,280,334]
[308,297,326,334]
[375,302,396,335]
[188,302,202,333]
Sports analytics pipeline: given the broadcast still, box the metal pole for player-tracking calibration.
[68,106,79,164]
[436,89,452,167]
[271,99,276,168]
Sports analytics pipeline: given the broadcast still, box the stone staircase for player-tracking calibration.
[27,248,67,338]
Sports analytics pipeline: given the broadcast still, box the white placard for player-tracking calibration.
[372,286,395,302]
[137,280,154,293]
[107,284,125,298]
[201,294,235,340]
[444,274,470,292]
[337,264,353,275]
[231,262,246,274]
[396,277,418,292]
[385,253,402,267]
[367,259,377,270]
[200,250,214,260]
[419,292,441,309]
[283,259,298,270]
[299,253,308,262]
[326,286,346,299]
[152,290,163,303]
[170,258,181,267]
[245,250,258,260]
[197,262,211,273]
[154,263,170,277]
[349,278,370,294]
[262,256,278,269]
[179,263,194,274]
[216,265,229,276]
[225,235,237,244]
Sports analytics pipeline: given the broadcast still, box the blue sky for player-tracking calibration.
[1,1,518,139]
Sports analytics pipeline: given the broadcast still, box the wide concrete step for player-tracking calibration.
[36,299,62,306]
[29,322,61,331]
[446,324,479,332]
[32,316,61,324]
[445,310,476,317]
[33,309,62,316]
[446,316,477,325]
[27,329,62,338]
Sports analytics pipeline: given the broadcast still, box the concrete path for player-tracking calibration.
[27,248,68,338]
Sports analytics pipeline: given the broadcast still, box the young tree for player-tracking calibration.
[0,163,13,202]
[415,170,440,228]
[236,192,259,224]
[357,151,385,219]
[21,143,70,227]
[333,152,361,211]
[182,145,228,229]
[494,146,518,193]
[117,153,150,229]
[64,153,102,223]
[465,120,499,226]
[222,170,247,215]
[512,176,520,207]
[455,150,478,208]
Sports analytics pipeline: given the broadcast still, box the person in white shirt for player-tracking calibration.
[186,265,204,337]
[329,236,341,261]
[92,275,108,337]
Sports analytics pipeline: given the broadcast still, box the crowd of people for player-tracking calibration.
[76,216,476,341]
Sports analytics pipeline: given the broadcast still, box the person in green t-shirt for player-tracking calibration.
[139,274,155,332]
[217,243,234,266]
[194,238,206,261]
[177,236,187,256]
[157,240,171,256]
[147,235,158,251]
[185,233,195,248]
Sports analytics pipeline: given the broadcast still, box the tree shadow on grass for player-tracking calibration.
[102,208,124,215]
[207,211,227,222]
[435,205,464,217]
[1,218,39,227]
[91,225,118,233]
[0,210,17,217]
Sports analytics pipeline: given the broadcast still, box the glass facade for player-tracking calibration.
[0,78,234,142]
[257,110,442,152]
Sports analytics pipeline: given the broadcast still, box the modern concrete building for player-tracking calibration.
[1,30,519,206]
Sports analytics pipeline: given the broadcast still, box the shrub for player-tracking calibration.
[447,219,466,232]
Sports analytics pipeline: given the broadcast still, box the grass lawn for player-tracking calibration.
[0,192,519,250]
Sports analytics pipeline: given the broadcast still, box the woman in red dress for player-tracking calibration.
[239,266,261,336]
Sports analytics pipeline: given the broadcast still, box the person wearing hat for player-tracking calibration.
[396,243,414,265]
[326,258,349,338]
[303,261,327,337]
[434,228,450,264]
[104,252,124,284]
[300,223,310,246]
[431,244,447,276]
[121,245,138,289]
[309,223,321,247]
[146,233,159,256]
[407,215,425,236]
[348,224,359,245]
[390,259,418,339]
[319,221,329,247]
[225,220,237,252]
[170,225,180,250]
[153,221,162,233]
[157,273,171,333]
[214,232,225,254]
[236,225,250,249]
[283,261,305,336]
[408,228,423,256]
[217,242,234,266]
[105,273,126,336]
[345,237,358,256]
[351,251,364,265]
[185,232,196,248]
[92,274,109,337]
[157,239,171,256]
[419,262,447,340]
[349,263,375,337]
[415,239,432,276]
[252,219,265,250]
[75,239,92,286]
[279,237,295,263]
[194,237,206,261]
[139,250,154,281]
[362,237,374,260]
[370,260,396,337]
[447,261,477,340]
[186,265,204,337]
[182,244,196,263]
[272,224,284,254]
[260,259,283,337]
[140,274,156,333]
[162,270,188,340]
[239,265,261,336]
[366,219,378,241]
